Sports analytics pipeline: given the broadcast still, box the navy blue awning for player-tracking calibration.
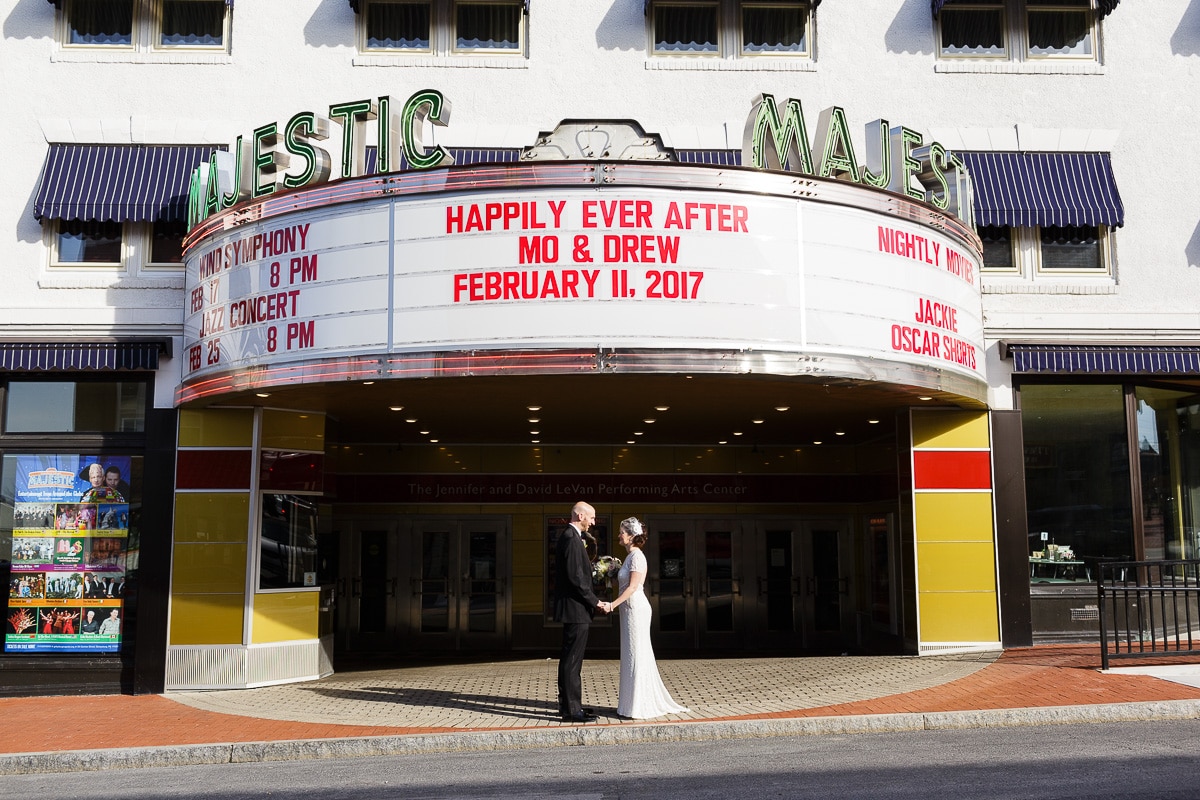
[351,0,527,11]
[364,146,521,172]
[1004,343,1200,375]
[33,144,219,224]
[934,0,1119,18]
[649,0,819,12]
[0,340,169,372]
[48,0,232,5]
[959,151,1125,229]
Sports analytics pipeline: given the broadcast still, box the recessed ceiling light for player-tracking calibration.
[389,406,403,411]
[627,440,635,444]
[528,418,540,423]
[530,430,539,435]
[868,419,880,424]
[733,431,743,436]
[919,396,933,401]
[256,393,270,398]
[644,418,656,424]
[634,432,644,436]
[775,406,790,412]
[532,438,540,443]
[813,440,823,445]
[429,438,438,443]
[718,440,727,445]
[835,431,845,436]
[527,405,541,411]
[363,381,374,385]
[419,430,430,434]
[752,419,764,424]
[655,405,669,411]
[405,418,417,423]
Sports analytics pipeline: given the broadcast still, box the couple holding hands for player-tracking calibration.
[553,501,688,722]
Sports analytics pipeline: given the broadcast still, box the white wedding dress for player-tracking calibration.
[617,548,689,719]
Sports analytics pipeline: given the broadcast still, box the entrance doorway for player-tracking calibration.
[643,517,745,650]
[750,519,856,652]
[338,516,510,653]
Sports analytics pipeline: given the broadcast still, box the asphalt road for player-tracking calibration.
[4,719,1199,800]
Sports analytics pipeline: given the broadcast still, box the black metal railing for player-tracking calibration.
[1097,560,1200,670]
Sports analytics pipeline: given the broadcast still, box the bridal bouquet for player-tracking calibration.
[592,555,622,584]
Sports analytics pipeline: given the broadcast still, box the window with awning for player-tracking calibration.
[33,144,219,268]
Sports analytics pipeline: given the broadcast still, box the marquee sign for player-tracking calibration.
[187,91,972,229]
[181,172,982,394]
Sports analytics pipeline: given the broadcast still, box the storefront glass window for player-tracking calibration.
[4,382,146,434]
[1134,387,1200,561]
[1022,384,1133,584]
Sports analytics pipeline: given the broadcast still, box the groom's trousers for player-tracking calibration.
[558,621,589,715]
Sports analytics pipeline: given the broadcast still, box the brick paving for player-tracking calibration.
[2,645,1199,756]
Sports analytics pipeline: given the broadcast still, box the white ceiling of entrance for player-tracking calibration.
[215,374,970,447]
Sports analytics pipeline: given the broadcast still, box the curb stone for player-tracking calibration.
[3,701,1200,775]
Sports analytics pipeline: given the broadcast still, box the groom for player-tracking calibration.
[554,501,605,722]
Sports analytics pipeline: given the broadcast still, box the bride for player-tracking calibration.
[601,517,688,719]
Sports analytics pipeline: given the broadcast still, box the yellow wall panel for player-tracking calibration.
[911,410,990,449]
[917,542,997,592]
[914,493,994,542]
[172,544,248,592]
[252,592,319,643]
[169,593,245,645]
[918,591,1000,643]
[178,408,254,448]
[174,493,250,543]
[512,575,543,613]
[262,409,325,451]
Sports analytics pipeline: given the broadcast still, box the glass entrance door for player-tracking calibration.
[644,518,744,650]
[340,522,398,652]
[407,518,509,651]
[337,516,509,654]
[750,518,856,652]
[799,519,855,652]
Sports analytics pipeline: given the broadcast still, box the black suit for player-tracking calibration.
[554,525,599,717]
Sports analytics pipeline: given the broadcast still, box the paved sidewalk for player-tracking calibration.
[3,645,1200,774]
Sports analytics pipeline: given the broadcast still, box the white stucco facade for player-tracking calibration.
[3,1,1197,376]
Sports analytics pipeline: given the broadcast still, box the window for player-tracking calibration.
[4,382,147,433]
[937,0,1095,62]
[61,0,229,52]
[51,220,184,272]
[651,0,811,59]
[361,0,524,56]
[158,0,228,48]
[980,224,1111,278]
[1021,381,1200,590]
[66,0,134,46]
[259,494,319,591]
[55,220,123,266]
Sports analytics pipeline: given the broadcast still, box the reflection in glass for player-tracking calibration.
[421,530,449,633]
[657,529,687,632]
[1135,388,1200,561]
[259,494,318,590]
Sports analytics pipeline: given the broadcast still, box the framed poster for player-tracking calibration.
[6,455,131,653]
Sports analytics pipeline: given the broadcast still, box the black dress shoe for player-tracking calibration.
[559,706,594,716]
[561,712,598,723]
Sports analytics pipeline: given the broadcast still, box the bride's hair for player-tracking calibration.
[620,517,648,547]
